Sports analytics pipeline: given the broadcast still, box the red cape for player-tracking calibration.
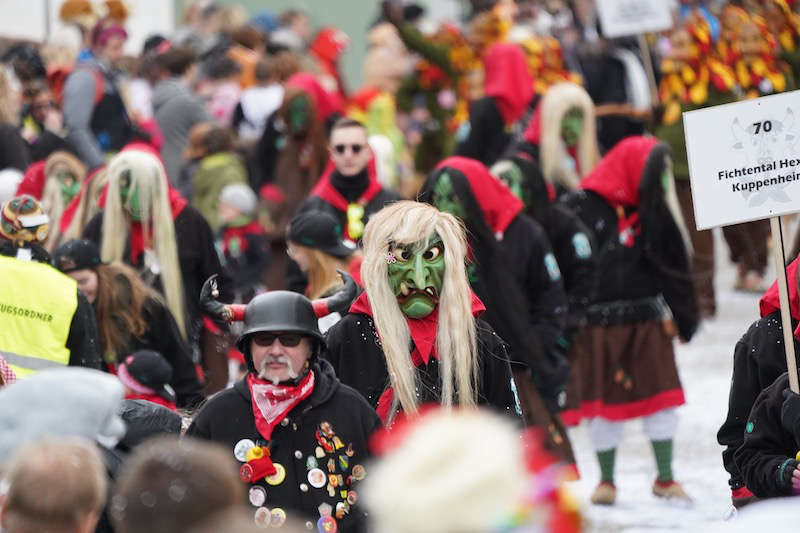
[435,156,523,236]
[484,43,533,126]
[287,72,343,122]
[580,136,659,208]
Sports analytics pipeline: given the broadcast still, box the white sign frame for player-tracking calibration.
[683,90,800,231]
[595,0,674,38]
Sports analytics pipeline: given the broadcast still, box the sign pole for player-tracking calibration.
[770,216,800,393]
[637,33,659,107]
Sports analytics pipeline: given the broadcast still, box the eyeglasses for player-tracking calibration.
[333,144,364,155]
[252,333,304,347]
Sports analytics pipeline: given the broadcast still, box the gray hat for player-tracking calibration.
[219,183,257,216]
[0,368,126,464]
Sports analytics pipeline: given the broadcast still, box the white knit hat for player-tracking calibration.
[219,183,257,215]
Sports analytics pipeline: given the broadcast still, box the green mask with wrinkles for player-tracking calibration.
[119,170,144,222]
[431,172,465,220]
[288,94,311,135]
[58,171,80,205]
[387,234,445,319]
[494,161,528,205]
[560,107,583,148]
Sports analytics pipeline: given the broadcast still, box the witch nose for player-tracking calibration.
[411,254,427,289]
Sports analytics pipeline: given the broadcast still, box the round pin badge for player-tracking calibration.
[351,465,366,481]
[234,439,256,462]
[270,507,287,527]
[249,486,267,507]
[265,463,286,486]
[240,463,255,483]
[346,490,358,505]
[254,506,271,528]
[308,468,326,489]
[317,515,338,533]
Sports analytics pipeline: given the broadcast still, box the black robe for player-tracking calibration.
[323,313,521,419]
[735,372,800,498]
[718,311,793,491]
[187,359,381,532]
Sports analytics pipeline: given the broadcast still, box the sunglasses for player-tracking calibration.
[252,333,304,347]
[333,144,364,155]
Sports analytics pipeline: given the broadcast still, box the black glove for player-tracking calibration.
[780,388,800,440]
[777,458,799,491]
[199,274,228,322]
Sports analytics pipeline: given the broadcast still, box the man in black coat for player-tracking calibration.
[735,372,800,498]
[187,290,380,532]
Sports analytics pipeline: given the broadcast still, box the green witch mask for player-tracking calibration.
[431,172,465,220]
[119,170,144,222]
[387,234,445,319]
[57,170,80,205]
[560,107,583,148]
[493,161,528,205]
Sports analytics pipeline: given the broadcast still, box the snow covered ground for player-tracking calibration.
[566,231,773,532]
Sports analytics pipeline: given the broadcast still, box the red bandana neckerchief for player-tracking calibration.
[349,291,486,422]
[247,370,315,442]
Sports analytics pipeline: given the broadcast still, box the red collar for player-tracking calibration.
[349,291,486,365]
[310,160,382,241]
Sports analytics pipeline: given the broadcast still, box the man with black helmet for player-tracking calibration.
[187,288,380,532]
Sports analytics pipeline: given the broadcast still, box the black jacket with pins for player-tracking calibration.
[323,313,521,419]
[187,359,381,532]
[735,372,800,498]
[718,311,793,490]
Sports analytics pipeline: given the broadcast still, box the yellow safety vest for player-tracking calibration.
[0,254,78,378]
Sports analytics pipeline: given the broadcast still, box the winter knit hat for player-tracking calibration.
[117,350,176,405]
[219,183,257,216]
[0,195,50,247]
[53,238,103,273]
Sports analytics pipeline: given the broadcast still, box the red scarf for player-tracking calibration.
[484,42,533,126]
[760,256,800,340]
[435,156,523,237]
[349,291,486,422]
[310,159,382,240]
[247,371,315,442]
[580,136,658,248]
[221,220,264,256]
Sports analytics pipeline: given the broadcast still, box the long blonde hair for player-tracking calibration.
[101,150,187,338]
[539,82,599,190]
[361,201,478,422]
[292,244,351,299]
[41,151,86,251]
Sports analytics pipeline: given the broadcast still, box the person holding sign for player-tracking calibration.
[717,257,800,507]
[656,17,738,318]
[561,136,699,505]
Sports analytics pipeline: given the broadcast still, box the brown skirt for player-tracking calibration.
[561,320,684,426]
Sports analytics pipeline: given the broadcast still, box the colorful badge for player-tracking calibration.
[318,515,337,533]
[346,490,358,505]
[234,439,256,462]
[240,463,255,483]
[270,508,287,527]
[335,501,349,519]
[254,506,271,528]
[351,465,366,481]
[328,474,339,487]
[307,456,319,470]
[315,446,326,459]
[318,502,333,517]
[249,486,267,507]
[338,455,349,470]
[265,463,286,486]
[308,468,327,489]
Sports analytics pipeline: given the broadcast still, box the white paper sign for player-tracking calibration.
[595,0,674,38]
[683,90,800,230]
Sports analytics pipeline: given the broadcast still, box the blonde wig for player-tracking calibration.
[539,82,599,190]
[361,201,478,421]
[41,151,86,251]
[290,243,351,300]
[63,168,107,241]
[101,150,187,338]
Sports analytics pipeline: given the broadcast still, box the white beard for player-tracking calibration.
[258,356,299,385]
